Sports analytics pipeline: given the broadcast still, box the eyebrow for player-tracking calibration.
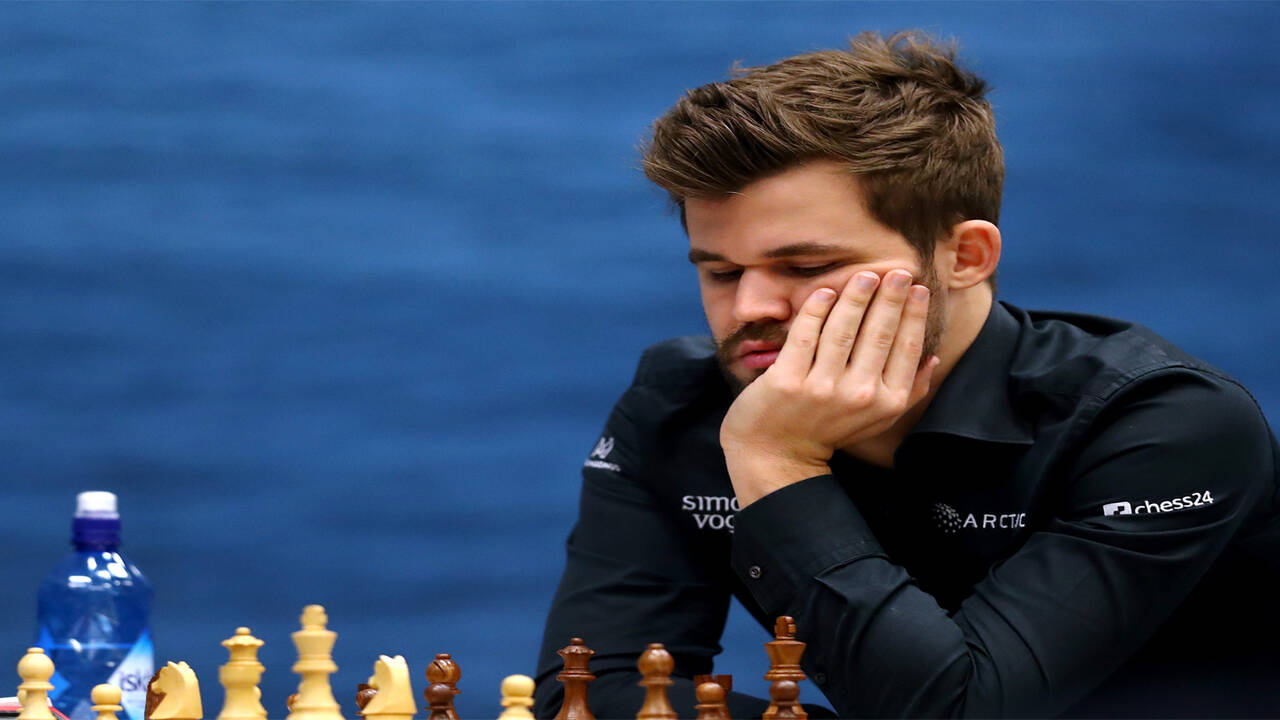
[688,241,851,264]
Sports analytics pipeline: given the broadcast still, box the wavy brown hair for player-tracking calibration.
[642,31,1003,269]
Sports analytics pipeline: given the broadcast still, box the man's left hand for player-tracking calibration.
[720,269,939,507]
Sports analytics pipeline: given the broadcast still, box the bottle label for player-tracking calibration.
[107,630,154,720]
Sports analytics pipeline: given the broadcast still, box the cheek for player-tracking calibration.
[699,283,736,339]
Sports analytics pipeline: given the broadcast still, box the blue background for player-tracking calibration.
[3,2,1278,717]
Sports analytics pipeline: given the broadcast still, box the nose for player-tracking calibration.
[732,268,792,325]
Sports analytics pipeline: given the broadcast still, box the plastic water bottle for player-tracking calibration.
[36,491,154,720]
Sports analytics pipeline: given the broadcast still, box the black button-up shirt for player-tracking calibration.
[535,302,1280,718]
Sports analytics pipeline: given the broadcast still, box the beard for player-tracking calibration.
[714,320,789,393]
[715,269,946,393]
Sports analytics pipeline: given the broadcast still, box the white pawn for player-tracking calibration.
[149,661,203,720]
[17,648,56,720]
[92,683,124,720]
[497,675,535,720]
[360,656,415,720]
[287,605,344,720]
[218,627,267,720]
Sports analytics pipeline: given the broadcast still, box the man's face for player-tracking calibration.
[686,160,945,389]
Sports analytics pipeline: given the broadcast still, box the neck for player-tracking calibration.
[841,284,994,468]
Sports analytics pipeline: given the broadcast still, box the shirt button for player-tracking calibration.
[814,672,827,685]
[748,565,763,579]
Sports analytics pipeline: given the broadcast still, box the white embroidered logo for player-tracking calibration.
[933,502,963,535]
[1102,491,1214,516]
[681,495,739,533]
[583,436,621,473]
[933,501,1026,532]
[590,436,615,460]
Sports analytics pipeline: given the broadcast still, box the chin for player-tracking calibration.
[718,362,762,395]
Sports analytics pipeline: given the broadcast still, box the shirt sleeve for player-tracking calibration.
[730,370,1276,717]
[533,388,755,719]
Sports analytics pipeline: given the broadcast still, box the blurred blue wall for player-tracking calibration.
[2,2,1277,717]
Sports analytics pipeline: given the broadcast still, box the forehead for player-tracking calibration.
[684,160,910,261]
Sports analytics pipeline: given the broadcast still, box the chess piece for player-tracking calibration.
[287,605,344,720]
[497,675,535,720]
[554,638,595,720]
[694,681,731,720]
[219,627,267,720]
[635,644,676,720]
[762,617,806,720]
[361,655,415,720]
[355,684,377,711]
[693,675,732,693]
[92,683,124,720]
[767,681,806,720]
[17,648,56,720]
[145,669,165,720]
[148,661,203,720]
[423,684,453,720]
[423,654,460,720]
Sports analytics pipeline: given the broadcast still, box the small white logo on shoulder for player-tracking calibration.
[682,495,739,533]
[590,436,615,460]
[1102,491,1215,516]
[583,436,621,472]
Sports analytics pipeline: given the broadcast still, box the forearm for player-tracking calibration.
[731,476,977,717]
[730,454,1267,718]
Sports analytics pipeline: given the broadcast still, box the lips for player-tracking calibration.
[737,340,783,370]
[716,322,789,381]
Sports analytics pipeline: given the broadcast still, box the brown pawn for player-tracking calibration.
[424,683,454,720]
[693,674,733,693]
[555,638,596,720]
[355,683,377,711]
[424,654,461,720]
[695,681,731,720]
[144,669,165,720]
[768,681,806,720]
[635,644,676,720]
[763,617,806,720]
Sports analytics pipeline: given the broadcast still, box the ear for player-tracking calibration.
[939,220,1000,289]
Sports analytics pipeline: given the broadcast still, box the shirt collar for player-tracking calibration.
[903,300,1036,447]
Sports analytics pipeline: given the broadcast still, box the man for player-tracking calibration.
[534,31,1280,718]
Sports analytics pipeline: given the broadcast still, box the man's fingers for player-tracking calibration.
[883,283,931,389]
[772,287,837,375]
[811,272,880,379]
[849,269,913,377]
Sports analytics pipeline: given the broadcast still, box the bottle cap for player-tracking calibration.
[76,491,119,519]
[73,491,122,549]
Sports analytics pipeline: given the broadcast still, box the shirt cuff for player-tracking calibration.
[731,474,886,615]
